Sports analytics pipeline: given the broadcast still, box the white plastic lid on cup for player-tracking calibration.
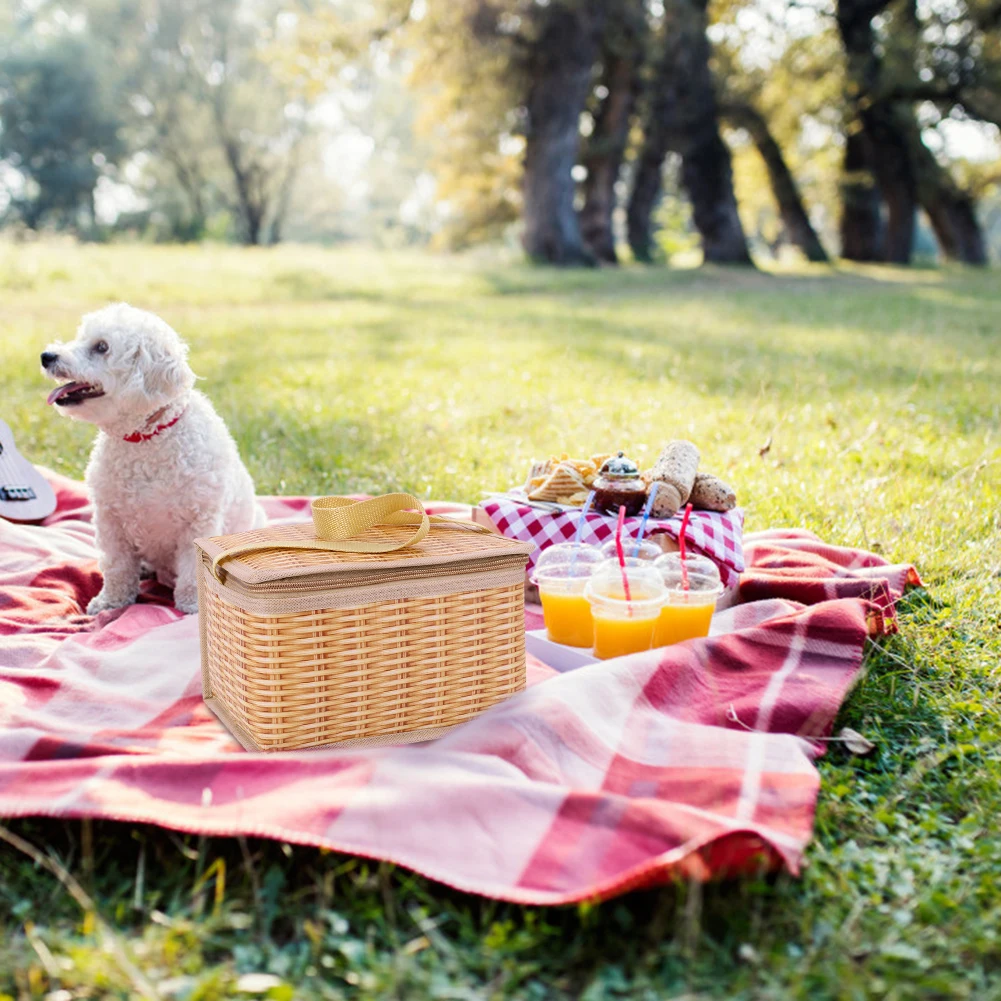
[599,538,662,563]
[531,542,604,585]
[533,563,594,596]
[595,555,651,576]
[584,564,666,619]
[653,552,723,600]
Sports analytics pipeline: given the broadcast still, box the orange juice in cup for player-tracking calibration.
[652,553,723,647]
[584,565,666,660]
[533,544,603,648]
[538,583,594,647]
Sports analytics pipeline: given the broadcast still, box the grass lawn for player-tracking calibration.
[0,242,998,999]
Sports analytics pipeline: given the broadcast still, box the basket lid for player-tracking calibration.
[196,519,536,586]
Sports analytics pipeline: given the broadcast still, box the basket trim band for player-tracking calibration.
[199,557,529,616]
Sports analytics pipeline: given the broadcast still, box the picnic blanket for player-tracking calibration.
[0,473,920,904]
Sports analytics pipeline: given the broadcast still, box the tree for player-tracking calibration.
[518,0,609,264]
[712,34,831,263]
[85,0,314,245]
[154,0,310,246]
[627,0,752,265]
[405,0,612,265]
[0,34,124,231]
[403,1,523,248]
[836,0,916,263]
[839,129,884,260]
[577,0,647,263]
[835,0,987,264]
[721,102,829,262]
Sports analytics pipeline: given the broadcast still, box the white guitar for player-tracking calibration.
[0,419,56,522]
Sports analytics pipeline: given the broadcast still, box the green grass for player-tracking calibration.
[1,242,999,1000]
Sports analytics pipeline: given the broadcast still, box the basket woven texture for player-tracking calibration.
[196,513,534,752]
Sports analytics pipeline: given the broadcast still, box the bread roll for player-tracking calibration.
[689,472,736,512]
[647,440,700,518]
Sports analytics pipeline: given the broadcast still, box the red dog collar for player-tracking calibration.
[123,408,187,443]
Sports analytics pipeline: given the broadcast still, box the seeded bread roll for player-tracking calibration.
[689,472,736,512]
[647,440,700,518]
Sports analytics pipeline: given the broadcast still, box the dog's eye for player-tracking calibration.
[92,340,109,355]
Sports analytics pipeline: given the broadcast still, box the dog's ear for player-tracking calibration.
[133,330,195,400]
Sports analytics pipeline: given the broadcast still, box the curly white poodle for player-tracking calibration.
[41,303,264,615]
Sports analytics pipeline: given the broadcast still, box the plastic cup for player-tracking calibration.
[600,538,662,563]
[652,553,723,647]
[532,544,603,648]
[584,565,666,660]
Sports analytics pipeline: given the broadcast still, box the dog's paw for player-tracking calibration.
[173,590,200,615]
[86,591,136,616]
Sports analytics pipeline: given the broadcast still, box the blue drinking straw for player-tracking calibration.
[632,482,659,558]
[569,490,596,575]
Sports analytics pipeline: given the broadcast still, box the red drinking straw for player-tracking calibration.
[678,502,693,592]
[615,504,632,606]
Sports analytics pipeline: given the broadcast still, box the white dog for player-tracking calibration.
[41,303,263,615]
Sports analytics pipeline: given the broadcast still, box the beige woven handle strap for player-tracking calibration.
[211,492,489,573]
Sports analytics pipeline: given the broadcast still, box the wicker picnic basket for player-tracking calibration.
[196,494,535,752]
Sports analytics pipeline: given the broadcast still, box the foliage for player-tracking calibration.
[1,0,1000,259]
[0,0,325,245]
[0,242,1000,996]
[715,21,846,253]
[0,32,125,230]
[403,0,525,248]
[121,0,314,246]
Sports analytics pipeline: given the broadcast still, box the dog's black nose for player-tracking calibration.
[40,351,58,369]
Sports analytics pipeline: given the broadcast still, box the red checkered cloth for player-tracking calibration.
[0,474,919,904]
[739,529,922,633]
[480,496,745,586]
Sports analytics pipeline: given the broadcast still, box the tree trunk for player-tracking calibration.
[862,105,916,263]
[268,136,303,246]
[841,0,984,265]
[837,0,917,263]
[157,102,209,241]
[839,129,883,260]
[212,72,269,247]
[239,187,263,246]
[922,190,987,264]
[162,149,208,241]
[522,3,605,265]
[852,100,985,265]
[626,147,665,262]
[681,133,752,264]
[722,102,829,262]
[579,54,637,263]
[627,0,753,266]
[903,117,987,264]
[579,10,645,264]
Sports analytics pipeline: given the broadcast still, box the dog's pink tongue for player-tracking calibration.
[47,382,87,406]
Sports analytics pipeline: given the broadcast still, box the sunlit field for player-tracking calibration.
[1,242,999,999]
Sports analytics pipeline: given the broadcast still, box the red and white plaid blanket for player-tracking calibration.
[480,496,745,585]
[0,474,919,904]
